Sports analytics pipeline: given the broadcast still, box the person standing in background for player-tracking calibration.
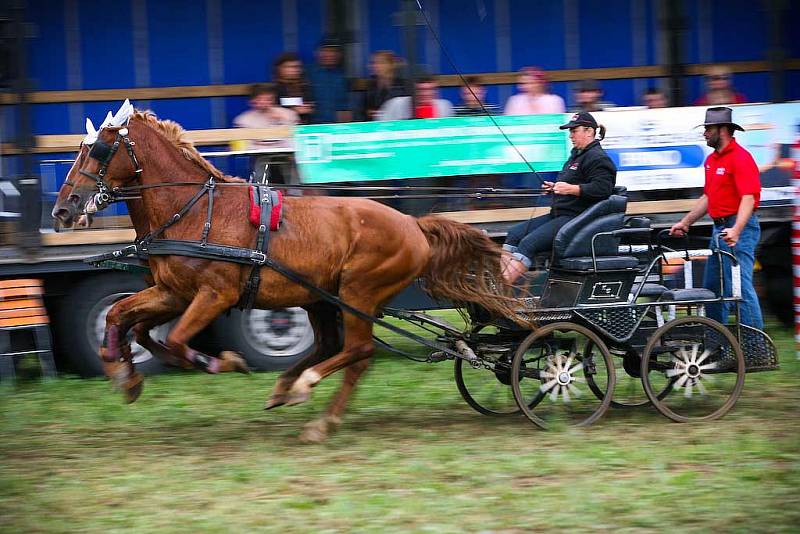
[273,52,314,124]
[377,76,453,120]
[642,87,669,108]
[362,50,406,120]
[306,38,352,124]
[570,79,615,113]
[694,65,747,106]
[454,75,501,116]
[504,67,565,115]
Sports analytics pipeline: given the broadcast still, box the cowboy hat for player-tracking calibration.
[696,106,744,131]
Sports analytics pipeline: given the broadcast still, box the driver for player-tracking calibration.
[502,111,617,283]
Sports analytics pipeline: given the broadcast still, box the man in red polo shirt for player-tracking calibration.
[670,107,763,328]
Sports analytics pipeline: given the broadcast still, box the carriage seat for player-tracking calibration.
[551,193,636,272]
[659,288,716,301]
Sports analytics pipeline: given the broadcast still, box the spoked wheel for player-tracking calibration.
[510,322,615,429]
[455,356,520,416]
[641,316,745,422]
[585,345,669,409]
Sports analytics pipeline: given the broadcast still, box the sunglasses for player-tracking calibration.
[708,75,729,81]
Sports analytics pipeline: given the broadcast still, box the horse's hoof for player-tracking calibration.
[283,389,311,407]
[264,394,286,410]
[299,420,329,444]
[220,351,251,374]
[123,373,144,404]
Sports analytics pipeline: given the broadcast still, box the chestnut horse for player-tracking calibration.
[52,109,519,442]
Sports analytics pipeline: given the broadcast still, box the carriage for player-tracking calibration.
[51,104,780,441]
[387,187,780,428]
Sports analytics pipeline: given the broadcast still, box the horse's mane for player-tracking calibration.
[131,110,244,183]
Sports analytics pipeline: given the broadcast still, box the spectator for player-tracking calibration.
[306,38,352,124]
[233,83,299,148]
[571,79,615,113]
[272,52,314,124]
[453,75,501,116]
[504,67,565,115]
[642,87,668,108]
[362,50,406,120]
[694,65,747,106]
[376,75,453,120]
[232,83,299,183]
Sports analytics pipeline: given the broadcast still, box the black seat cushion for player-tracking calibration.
[553,195,628,260]
[631,283,668,297]
[556,256,639,271]
[659,288,717,301]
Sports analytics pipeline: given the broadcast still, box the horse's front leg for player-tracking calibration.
[164,287,248,374]
[101,286,184,403]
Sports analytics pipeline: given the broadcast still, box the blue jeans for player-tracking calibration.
[503,214,573,267]
[703,214,763,329]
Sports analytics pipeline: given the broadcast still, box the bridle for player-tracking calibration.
[65,127,144,209]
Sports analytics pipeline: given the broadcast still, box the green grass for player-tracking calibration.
[1,316,798,533]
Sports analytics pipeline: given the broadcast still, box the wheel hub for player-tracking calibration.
[539,353,585,402]
[666,343,717,396]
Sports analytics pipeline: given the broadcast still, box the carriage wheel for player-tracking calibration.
[584,344,670,409]
[641,316,745,422]
[510,322,615,429]
[454,357,520,416]
[454,328,542,416]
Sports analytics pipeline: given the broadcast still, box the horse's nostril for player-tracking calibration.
[68,194,81,204]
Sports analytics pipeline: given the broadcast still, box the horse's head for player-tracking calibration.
[52,100,141,230]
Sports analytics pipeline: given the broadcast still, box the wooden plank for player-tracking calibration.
[0,299,42,311]
[40,229,137,246]
[2,127,293,155]
[0,307,48,320]
[0,286,44,300]
[0,315,49,327]
[2,59,796,106]
[0,279,43,289]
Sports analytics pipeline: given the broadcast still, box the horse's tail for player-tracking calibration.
[416,215,529,326]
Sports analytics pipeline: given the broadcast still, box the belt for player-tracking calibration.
[712,215,735,226]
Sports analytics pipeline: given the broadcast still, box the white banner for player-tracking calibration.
[594,102,800,196]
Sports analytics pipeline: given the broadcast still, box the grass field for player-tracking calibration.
[1,316,798,533]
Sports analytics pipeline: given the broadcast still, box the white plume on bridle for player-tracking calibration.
[82,99,134,144]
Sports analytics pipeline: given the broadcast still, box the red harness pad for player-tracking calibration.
[249,186,283,230]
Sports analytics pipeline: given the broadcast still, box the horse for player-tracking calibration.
[52,108,521,442]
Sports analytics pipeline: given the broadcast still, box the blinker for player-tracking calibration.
[88,140,113,164]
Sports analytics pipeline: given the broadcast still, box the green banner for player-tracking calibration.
[295,114,569,183]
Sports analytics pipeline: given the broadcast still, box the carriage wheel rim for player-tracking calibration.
[510,322,615,429]
[641,316,745,423]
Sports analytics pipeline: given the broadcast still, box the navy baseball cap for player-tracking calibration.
[559,111,598,130]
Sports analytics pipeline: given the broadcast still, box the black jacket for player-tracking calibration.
[551,140,616,217]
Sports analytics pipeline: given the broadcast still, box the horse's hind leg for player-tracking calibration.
[164,287,248,374]
[265,301,341,409]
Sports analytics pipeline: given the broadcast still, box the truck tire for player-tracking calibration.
[212,307,315,371]
[54,273,170,377]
